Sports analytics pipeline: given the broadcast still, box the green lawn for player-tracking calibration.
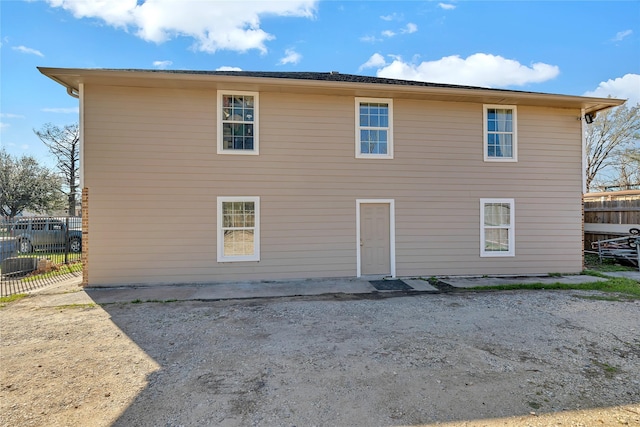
[0,251,82,281]
[19,262,83,282]
[15,251,82,264]
[469,272,640,299]
[0,293,28,307]
[584,252,637,272]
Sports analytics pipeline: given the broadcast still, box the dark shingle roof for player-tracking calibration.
[39,66,627,113]
[112,69,540,95]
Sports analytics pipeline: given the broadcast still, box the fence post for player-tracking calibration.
[64,217,69,265]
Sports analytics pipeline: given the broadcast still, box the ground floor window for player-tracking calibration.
[217,196,260,262]
[480,198,515,257]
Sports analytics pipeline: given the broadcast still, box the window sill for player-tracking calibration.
[217,257,260,263]
[484,157,518,162]
[217,150,259,155]
[356,154,394,160]
[480,252,515,257]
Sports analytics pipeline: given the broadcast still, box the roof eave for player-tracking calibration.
[37,67,626,113]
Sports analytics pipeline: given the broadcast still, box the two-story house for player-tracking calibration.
[39,68,624,287]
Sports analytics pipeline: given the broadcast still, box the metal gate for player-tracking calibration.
[1,216,83,297]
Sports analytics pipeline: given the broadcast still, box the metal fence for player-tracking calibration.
[1,216,83,297]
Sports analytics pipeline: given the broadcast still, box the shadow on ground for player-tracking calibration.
[97,290,640,426]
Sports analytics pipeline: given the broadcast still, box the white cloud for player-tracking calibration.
[380,13,402,21]
[373,53,560,88]
[382,23,417,38]
[279,48,302,65]
[153,60,173,69]
[359,53,387,71]
[12,45,44,57]
[613,29,632,42]
[402,23,417,34]
[0,122,9,130]
[46,0,317,54]
[583,74,640,106]
[438,3,456,10]
[42,107,80,114]
[216,66,243,72]
[360,35,380,43]
[0,113,25,119]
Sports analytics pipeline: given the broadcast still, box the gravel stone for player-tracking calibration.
[1,281,639,426]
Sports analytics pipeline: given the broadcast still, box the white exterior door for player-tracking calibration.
[358,201,394,276]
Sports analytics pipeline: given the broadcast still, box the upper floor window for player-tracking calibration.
[480,198,515,257]
[356,98,393,159]
[484,105,517,162]
[217,91,259,155]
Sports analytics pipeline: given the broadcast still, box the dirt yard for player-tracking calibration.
[1,279,639,427]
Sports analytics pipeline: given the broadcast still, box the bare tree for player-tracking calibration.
[34,123,80,216]
[609,148,640,190]
[0,149,64,218]
[585,103,640,192]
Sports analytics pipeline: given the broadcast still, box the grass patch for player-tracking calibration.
[468,276,640,299]
[54,303,97,310]
[581,269,608,278]
[585,252,637,272]
[577,294,636,302]
[528,401,542,410]
[20,262,83,282]
[0,293,28,307]
[592,360,620,378]
[15,252,82,264]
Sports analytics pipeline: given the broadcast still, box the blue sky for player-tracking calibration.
[1,0,639,168]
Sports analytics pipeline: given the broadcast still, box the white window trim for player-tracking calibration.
[355,97,394,159]
[217,90,259,155]
[217,196,260,262]
[355,199,396,278]
[483,104,517,162]
[480,198,515,257]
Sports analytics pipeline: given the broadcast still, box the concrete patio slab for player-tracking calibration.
[402,278,439,292]
[602,271,640,281]
[439,274,609,289]
[77,273,624,304]
[86,277,379,304]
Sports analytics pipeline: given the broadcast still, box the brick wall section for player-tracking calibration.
[81,187,89,287]
[582,196,585,270]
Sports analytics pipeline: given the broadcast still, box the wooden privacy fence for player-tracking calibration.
[584,198,640,249]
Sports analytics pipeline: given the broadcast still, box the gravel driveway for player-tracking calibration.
[1,280,639,426]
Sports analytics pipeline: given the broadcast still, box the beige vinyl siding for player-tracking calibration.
[83,85,582,285]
